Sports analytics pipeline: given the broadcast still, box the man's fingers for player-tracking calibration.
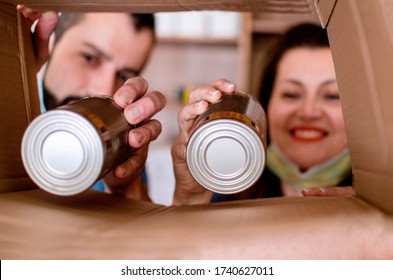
[113,77,150,108]
[33,11,59,69]
[17,5,41,25]
[17,5,59,71]
[112,146,148,180]
[128,119,162,148]
[123,91,166,125]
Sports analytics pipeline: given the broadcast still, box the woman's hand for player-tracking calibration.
[302,186,355,197]
[172,79,236,205]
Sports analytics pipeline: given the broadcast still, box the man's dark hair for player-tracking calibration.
[53,13,155,44]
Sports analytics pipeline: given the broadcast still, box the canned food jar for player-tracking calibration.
[186,91,267,194]
[21,95,132,196]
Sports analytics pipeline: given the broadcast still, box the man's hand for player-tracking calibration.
[17,5,59,72]
[104,77,166,200]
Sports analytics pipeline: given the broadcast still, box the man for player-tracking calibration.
[17,5,166,200]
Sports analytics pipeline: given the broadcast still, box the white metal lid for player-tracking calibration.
[21,110,104,196]
[186,119,266,194]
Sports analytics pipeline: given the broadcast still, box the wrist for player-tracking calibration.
[105,176,150,201]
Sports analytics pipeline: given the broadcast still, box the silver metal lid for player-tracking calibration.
[186,119,266,194]
[21,110,104,196]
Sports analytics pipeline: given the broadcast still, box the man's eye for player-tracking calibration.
[118,72,137,83]
[82,53,98,64]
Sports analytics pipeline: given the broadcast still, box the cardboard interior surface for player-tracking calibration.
[0,189,392,259]
[0,0,392,259]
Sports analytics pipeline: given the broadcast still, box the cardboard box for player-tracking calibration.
[315,0,393,214]
[0,0,392,259]
[0,2,40,193]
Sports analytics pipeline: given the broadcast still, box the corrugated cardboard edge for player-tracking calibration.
[14,9,41,191]
[4,0,315,13]
[314,0,337,28]
[17,11,41,123]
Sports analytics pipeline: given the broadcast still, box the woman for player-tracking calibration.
[172,23,353,205]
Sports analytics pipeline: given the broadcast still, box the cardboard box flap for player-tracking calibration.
[314,0,336,28]
[0,4,39,193]
[3,0,315,13]
[0,190,392,259]
[322,0,393,213]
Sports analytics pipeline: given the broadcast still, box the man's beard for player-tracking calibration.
[43,84,82,111]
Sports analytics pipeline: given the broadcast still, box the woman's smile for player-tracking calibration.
[290,126,327,142]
